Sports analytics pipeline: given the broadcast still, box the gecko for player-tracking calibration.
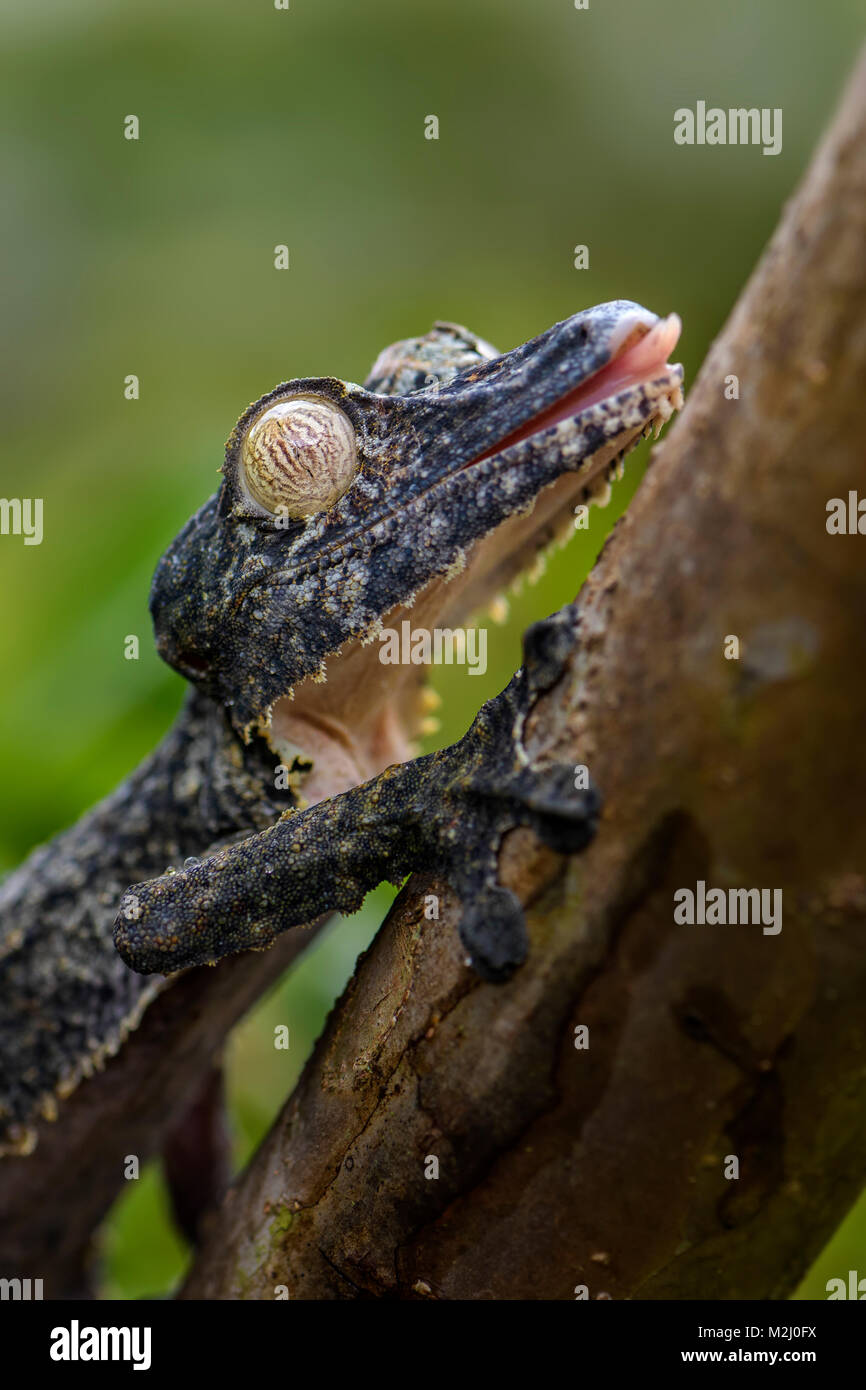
[0,302,682,1183]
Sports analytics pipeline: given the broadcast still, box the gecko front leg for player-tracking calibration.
[115,606,599,984]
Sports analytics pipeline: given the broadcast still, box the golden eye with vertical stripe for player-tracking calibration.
[240,396,359,518]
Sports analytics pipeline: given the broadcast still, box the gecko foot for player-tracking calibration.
[115,603,599,983]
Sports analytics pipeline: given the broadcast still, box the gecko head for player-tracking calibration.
[151,301,683,741]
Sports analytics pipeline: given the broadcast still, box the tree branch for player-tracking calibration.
[183,47,866,1300]
[0,914,330,1297]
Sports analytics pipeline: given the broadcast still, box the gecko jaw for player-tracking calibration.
[469,314,683,466]
[152,303,686,739]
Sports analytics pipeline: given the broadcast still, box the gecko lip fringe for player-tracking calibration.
[150,301,683,735]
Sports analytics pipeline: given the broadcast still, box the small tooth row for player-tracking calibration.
[650,385,684,437]
[586,476,612,508]
[469,382,687,636]
[481,383,686,625]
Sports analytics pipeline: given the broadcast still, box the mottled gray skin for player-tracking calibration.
[153,303,672,735]
[0,305,682,1154]
[0,694,286,1153]
[118,302,681,982]
[116,606,598,982]
[0,326,492,1153]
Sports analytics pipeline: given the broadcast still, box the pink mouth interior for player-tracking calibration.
[472,313,682,464]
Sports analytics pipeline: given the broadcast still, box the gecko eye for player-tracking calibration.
[240,396,359,518]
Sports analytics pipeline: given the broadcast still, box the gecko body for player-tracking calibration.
[1,305,683,1160]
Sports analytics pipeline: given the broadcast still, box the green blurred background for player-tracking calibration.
[1,0,863,1299]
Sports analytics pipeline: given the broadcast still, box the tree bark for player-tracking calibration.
[0,919,330,1298]
[182,47,866,1300]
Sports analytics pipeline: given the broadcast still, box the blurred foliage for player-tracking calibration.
[1,0,863,1299]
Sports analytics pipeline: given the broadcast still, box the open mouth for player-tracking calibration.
[260,312,685,792]
[155,304,686,736]
[470,313,683,466]
[355,312,684,536]
[415,310,684,645]
[231,310,684,583]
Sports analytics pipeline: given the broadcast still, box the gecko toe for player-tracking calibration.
[458,884,528,983]
[514,765,601,854]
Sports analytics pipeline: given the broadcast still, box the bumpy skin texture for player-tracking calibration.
[0,694,287,1152]
[116,606,598,983]
[118,303,682,977]
[0,306,682,1153]
[152,303,679,736]
[0,328,490,1153]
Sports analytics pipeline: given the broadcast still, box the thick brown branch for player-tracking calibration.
[183,48,866,1300]
[0,921,330,1297]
